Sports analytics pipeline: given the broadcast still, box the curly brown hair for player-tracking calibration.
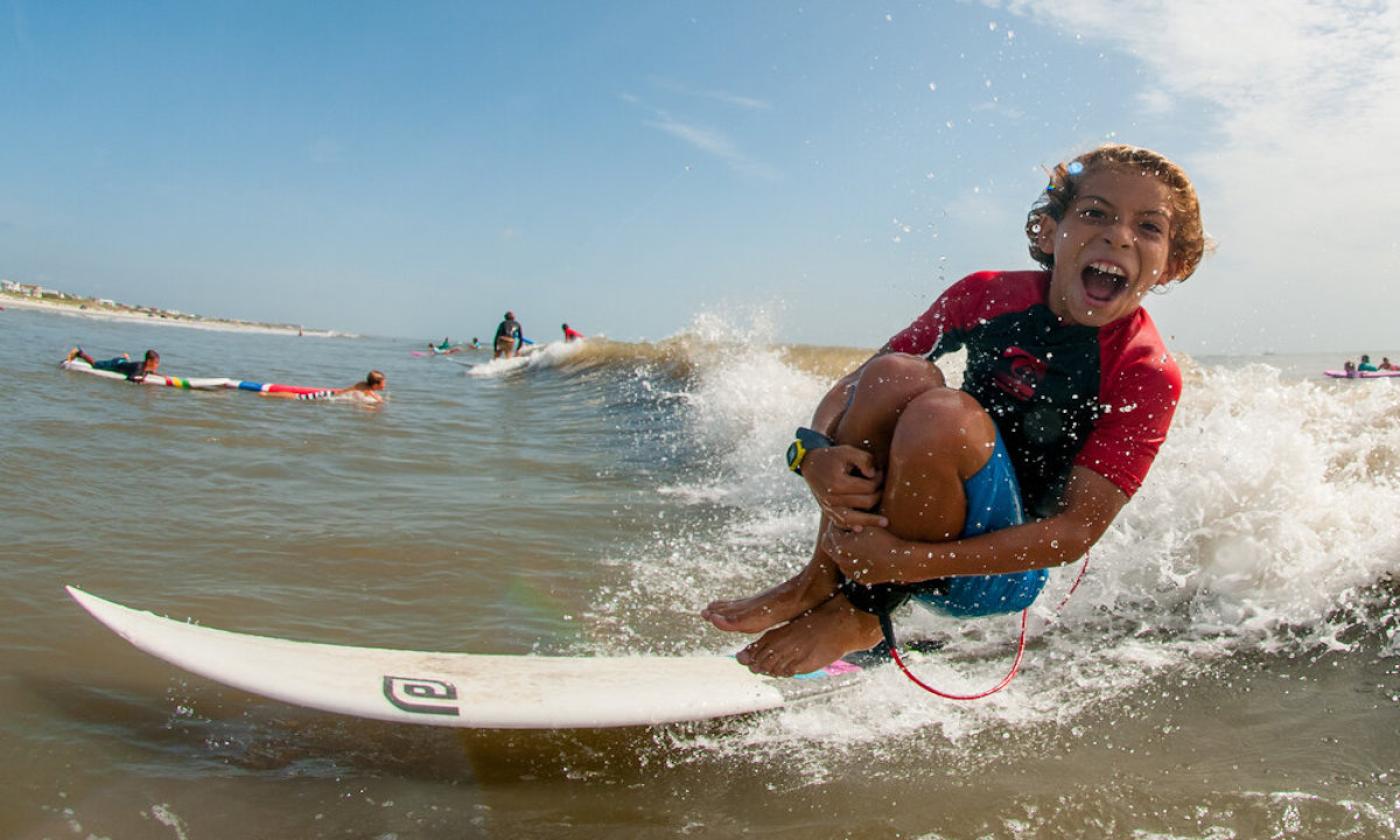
[1024,144,1210,282]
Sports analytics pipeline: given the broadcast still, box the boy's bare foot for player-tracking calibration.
[702,560,838,634]
[734,595,883,677]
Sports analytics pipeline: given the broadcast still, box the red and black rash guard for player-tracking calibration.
[886,270,1180,518]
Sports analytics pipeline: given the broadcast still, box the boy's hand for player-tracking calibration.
[801,445,887,531]
[822,523,911,585]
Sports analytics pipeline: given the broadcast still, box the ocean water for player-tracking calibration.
[2,306,1398,838]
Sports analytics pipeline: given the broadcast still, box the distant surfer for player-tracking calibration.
[469,337,482,350]
[259,370,387,403]
[1381,357,1397,371]
[561,323,584,342]
[494,311,523,359]
[65,347,160,382]
[703,145,1212,677]
[1357,354,1378,372]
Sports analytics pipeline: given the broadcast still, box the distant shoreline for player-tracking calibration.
[0,291,345,338]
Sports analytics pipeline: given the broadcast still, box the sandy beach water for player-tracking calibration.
[0,292,344,338]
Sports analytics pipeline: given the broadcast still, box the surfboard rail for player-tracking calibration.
[66,587,809,729]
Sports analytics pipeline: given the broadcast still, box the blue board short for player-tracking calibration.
[840,430,1048,618]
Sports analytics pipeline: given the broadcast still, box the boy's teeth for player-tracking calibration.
[1088,261,1125,277]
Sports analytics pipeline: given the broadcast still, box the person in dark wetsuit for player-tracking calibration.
[493,311,523,359]
[66,347,160,381]
[703,144,1212,677]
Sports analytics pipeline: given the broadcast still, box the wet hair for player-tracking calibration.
[561,323,568,329]
[1025,144,1210,282]
[365,370,386,387]
[505,311,515,320]
[143,350,160,363]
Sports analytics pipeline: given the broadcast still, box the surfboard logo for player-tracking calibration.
[382,676,461,716]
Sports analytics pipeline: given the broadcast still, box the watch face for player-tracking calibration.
[786,440,802,471]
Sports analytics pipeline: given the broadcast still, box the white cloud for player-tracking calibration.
[644,112,780,180]
[1001,0,1400,352]
[650,78,773,111]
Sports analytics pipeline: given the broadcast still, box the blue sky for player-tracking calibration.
[3,1,1397,354]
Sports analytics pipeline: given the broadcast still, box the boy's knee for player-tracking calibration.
[892,390,995,472]
[857,353,943,405]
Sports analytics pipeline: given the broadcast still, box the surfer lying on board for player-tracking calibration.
[703,144,1210,677]
[259,370,388,403]
[65,347,160,381]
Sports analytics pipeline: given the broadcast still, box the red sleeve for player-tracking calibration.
[1074,311,1181,498]
[884,271,1015,356]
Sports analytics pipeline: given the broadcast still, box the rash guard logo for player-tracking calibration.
[993,346,1048,401]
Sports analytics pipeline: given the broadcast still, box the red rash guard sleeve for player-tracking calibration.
[1075,312,1181,498]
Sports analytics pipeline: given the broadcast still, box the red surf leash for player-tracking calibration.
[881,553,1091,700]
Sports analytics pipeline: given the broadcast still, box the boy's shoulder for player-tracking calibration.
[951,269,1049,298]
[923,270,1052,334]
[1099,307,1181,400]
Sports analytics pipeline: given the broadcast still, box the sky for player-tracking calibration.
[2,0,1398,354]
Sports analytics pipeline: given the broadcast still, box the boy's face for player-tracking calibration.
[1037,167,1176,328]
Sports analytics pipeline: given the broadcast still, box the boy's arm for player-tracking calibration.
[823,466,1127,584]
[798,352,894,529]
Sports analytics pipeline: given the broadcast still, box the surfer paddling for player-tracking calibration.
[259,370,387,403]
[703,145,1210,677]
[65,347,160,381]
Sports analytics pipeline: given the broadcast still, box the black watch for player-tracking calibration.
[786,427,833,475]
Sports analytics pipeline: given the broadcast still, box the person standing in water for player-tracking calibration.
[494,311,523,359]
[703,144,1210,678]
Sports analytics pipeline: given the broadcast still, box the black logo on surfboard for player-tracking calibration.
[382,676,461,716]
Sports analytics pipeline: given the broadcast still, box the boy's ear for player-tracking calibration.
[1158,257,1182,286]
[1035,215,1057,256]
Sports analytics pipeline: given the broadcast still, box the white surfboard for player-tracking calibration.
[61,359,231,389]
[66,587,886,729]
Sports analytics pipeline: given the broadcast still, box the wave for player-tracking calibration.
[559,325,1400,754]
[460,333,871,385]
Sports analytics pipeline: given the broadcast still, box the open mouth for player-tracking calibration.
[1081,261,1128,305]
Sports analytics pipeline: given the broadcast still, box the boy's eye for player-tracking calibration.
[1078,207,1105,219]
[1139,221,1163,235]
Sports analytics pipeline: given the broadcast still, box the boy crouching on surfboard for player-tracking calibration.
[703,145,1210,677]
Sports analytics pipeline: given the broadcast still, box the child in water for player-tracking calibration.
[703,144,1210,677]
